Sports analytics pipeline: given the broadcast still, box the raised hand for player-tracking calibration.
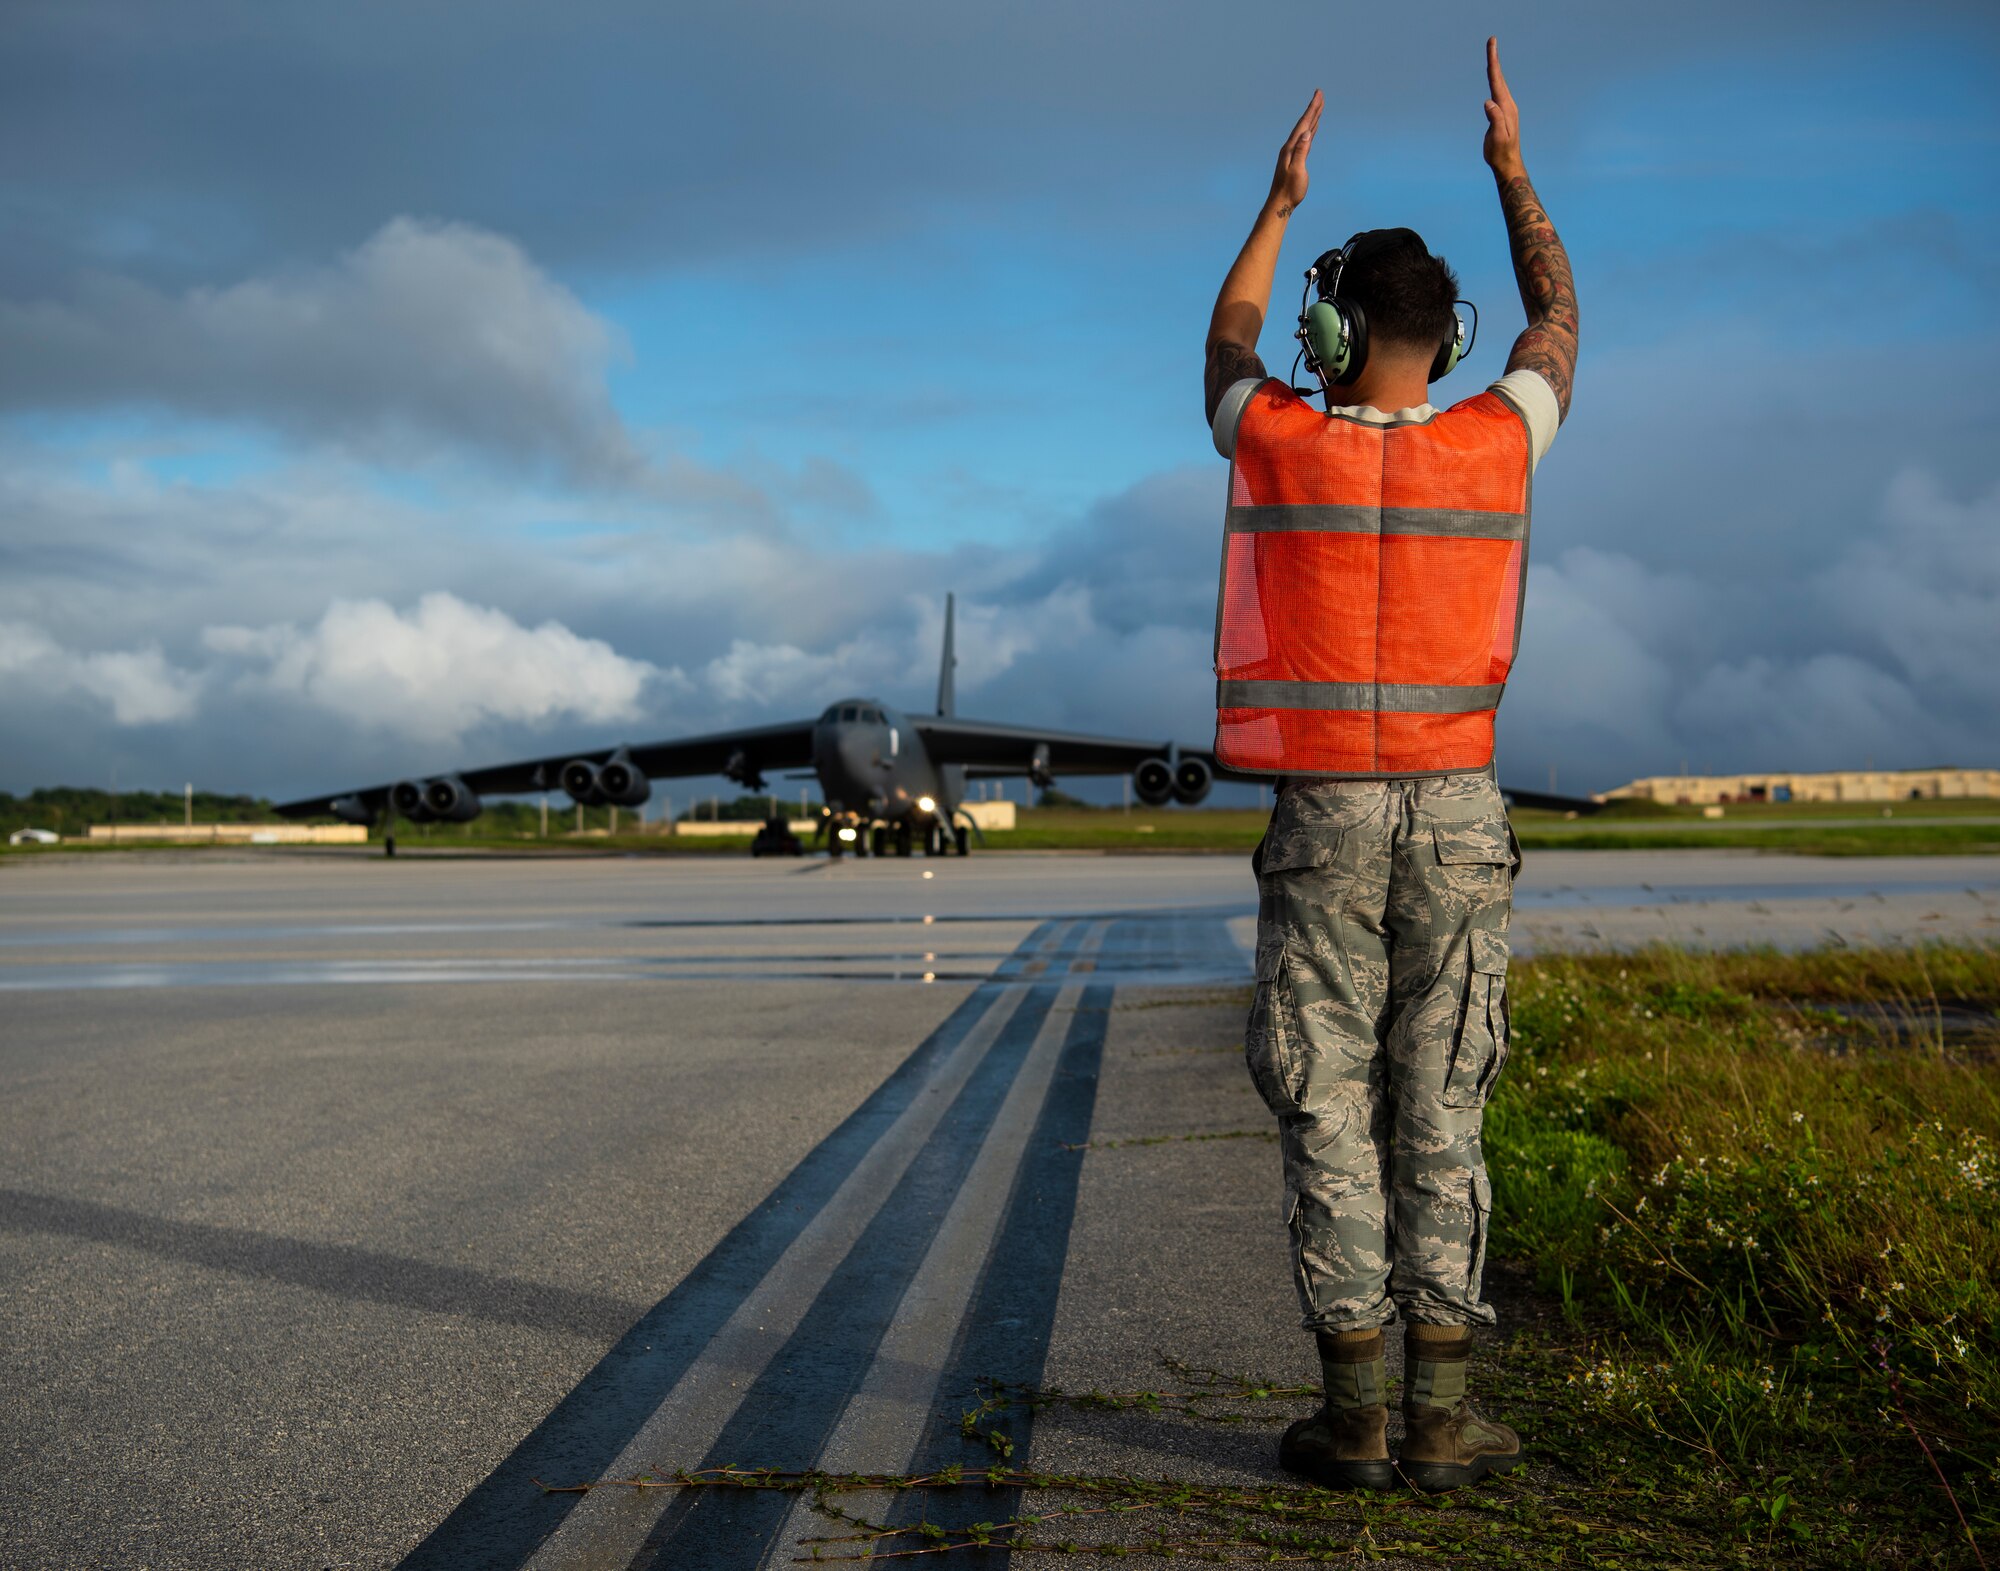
[1268,90,1324,216]
[1482,37,1523,176]
[1483,35,1577,421]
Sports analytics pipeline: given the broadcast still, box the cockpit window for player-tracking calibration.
[863,707,880,723]
[840,705,859,722]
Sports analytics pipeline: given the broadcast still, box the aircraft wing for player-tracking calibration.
[274,720,818,819]
[913,717,1233,779]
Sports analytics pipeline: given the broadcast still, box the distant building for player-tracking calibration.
[85,823,368,844]
[1598,768,2000,806]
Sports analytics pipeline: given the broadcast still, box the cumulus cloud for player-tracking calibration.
[1819,470,2000,702]
[0,432,1995,801]
[0,219,644,484]
[0,621,200,725]
[203,592,664,745]
[1505,470,2000,782]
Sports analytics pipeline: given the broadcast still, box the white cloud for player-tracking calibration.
[203,592,662,745]
[1503,470,2000,781]
[1820,469,2000,701]
[1510,548,1699,750]
[1,432,1995,800]
[0,219,643,484]
[1672,653,1940,769]
[0,621,200,725]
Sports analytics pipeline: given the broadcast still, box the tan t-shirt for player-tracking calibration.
[1212,368,1561,471]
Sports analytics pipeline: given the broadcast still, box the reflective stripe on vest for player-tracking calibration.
[1212,380,1531,777]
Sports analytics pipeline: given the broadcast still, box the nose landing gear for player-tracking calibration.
[831,811,965,860]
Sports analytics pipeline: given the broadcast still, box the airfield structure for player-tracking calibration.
[85,823,368,845]
[1599,767,2000,806]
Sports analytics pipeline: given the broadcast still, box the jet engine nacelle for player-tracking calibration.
[329,794,375,826]
[597,755,651,808]
[723,749,766,792]
[423,775,482,823]
[391,780,436,823]
[1133,757,1174,807]
[1028,742,1055,791]
[1172,756,1213,806]
[560,759,605,806]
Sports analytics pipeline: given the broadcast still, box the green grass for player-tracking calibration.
[10,799,2000,859]
[1531,798,2000,822]
[976,807,1268,852]
[1478,943,2000,1566]
[1509,822,2000,856]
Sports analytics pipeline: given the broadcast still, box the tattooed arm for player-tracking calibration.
[1205,90,1322,428]
[1482,38,1578,421]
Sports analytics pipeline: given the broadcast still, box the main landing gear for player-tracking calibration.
[922,821,970,857]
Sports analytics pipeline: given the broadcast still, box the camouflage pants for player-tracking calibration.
[1245,773,1518,1331]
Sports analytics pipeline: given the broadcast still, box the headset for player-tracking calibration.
[1292,228,1478,403]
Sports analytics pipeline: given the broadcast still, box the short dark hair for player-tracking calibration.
[1343,229,1459,354]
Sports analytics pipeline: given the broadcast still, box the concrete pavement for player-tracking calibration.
[3,849,1996,1568]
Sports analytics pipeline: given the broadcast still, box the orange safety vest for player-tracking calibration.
[1213,379,1531,777]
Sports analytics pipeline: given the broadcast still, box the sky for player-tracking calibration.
[2,0,1996,806]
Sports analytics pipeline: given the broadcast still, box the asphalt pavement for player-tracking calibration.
[3,848,1996,1569]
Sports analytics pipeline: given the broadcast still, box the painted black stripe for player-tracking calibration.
[881,918,1243,1547]
[625,922,1097,1568]
[394,922,1055,1571]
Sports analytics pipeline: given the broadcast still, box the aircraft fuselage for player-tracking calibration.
[811,699,942,823]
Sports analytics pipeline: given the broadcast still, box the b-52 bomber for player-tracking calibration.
[277,596,1227,856]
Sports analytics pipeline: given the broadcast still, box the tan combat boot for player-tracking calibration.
[1278,1327,1395,1490]
[1397,1323,1522,1492]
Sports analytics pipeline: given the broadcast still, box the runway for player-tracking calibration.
[3,849,1996,1569]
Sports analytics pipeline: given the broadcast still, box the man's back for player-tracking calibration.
[1194,37,1578,1498]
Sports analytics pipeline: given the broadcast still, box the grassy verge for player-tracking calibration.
[1509,822,2000,856]
[1477,942,2000,1566]
[13,801,1999,858]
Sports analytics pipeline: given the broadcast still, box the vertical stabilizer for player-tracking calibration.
[937,593,957,717]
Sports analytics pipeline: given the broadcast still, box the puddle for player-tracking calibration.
[0,961,1004,991]
[1516,879,1999,908]
[0,913,1254,993]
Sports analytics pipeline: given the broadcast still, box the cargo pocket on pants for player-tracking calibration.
[1244,942,1306,1116]
[1442,927,1510,1109]
[1468,1168,1492,1300]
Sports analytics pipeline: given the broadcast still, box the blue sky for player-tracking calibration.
[1,0,1996,803]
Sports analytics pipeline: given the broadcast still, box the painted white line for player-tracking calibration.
[525,926,1071,1571]
[758,925,1107,1565]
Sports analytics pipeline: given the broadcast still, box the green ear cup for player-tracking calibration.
[1305,299,1351,379]
[1428,311,1466,383]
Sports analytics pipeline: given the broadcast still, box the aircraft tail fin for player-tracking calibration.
[937,593,957,717]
